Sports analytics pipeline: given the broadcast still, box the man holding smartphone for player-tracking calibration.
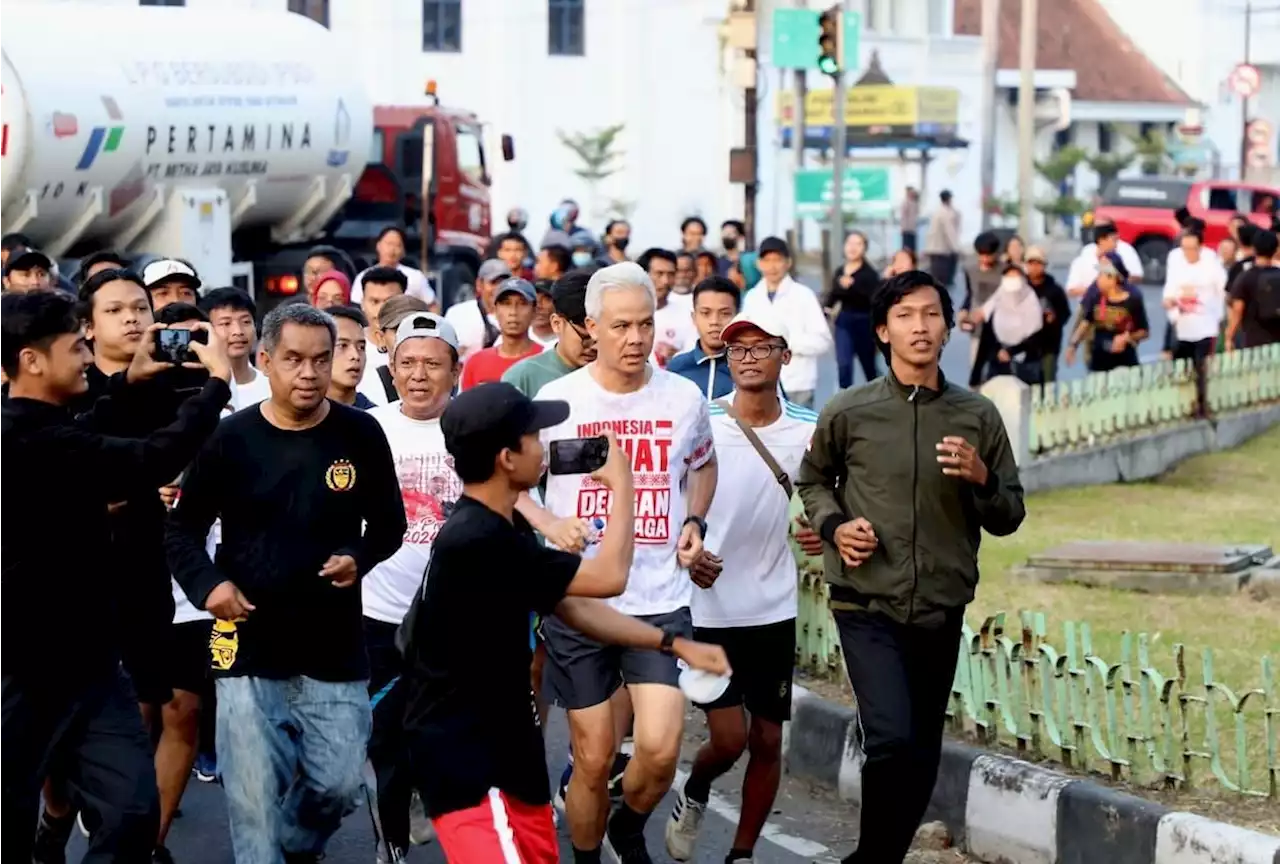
[523,262,719,863]
[798,271,1025,864]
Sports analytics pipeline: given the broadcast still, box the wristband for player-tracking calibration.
[682,515,707,539]
[659,629,678,655]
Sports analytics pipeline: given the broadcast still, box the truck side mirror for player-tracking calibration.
[501,135,515,162]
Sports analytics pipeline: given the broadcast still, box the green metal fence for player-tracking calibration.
[1029,343,1280,456]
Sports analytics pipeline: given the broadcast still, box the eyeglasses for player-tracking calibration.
[569,322,594,347]
[726,344,784,361]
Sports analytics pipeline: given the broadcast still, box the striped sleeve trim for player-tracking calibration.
[783,400,819,423]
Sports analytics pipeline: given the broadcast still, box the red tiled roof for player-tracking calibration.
[953,0,1193,104]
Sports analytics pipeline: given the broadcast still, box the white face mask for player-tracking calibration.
[1000,275,1024,294]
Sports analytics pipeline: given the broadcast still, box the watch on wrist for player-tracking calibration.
[659,629,678,655]
[682,515,707,539]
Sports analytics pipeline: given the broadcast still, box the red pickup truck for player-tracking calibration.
[1082,178,1279,284]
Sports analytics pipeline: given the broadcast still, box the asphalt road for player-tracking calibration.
[798,266,1171,409]
[66,706,975,863]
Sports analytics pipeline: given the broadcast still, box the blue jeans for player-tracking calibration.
[216,676,371,864]
[835,311,878,389]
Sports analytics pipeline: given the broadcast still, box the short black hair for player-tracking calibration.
[604,219,628,236]
[691,276,741,311]
[199,286,257,319]
[376,225,407,245]
[2,290,81,378]
[721,219,745,234]
[77,268,149,318]
[2,233,33,253]
[157,302,208,326]
[1253,229,1278,258]
[695,250,718,268]
[493,231,528,249]
[681,216,708,234]
[327,304,369,329]
[973,231,1001,256]
[1237,223,1259,248]
[551,268,594,324]
[870,271,955,358]
[539,244,572,275]
[637,248,678,271]
[1093,223,1118,242]
[1184,217,1206,241]
[1174,206,1192,227]
[75,250,131,284]
[362,266,408,292]
[305,244,355,279]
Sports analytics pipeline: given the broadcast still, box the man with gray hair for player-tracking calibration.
[166,302,407,864]
[521,261,719,863]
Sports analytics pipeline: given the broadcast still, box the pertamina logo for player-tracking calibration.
[76,96,125,171]
[326,459,357,492]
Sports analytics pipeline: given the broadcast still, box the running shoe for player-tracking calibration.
[408,790,435,845]
[663,784,706,862]
[193,752,218,783]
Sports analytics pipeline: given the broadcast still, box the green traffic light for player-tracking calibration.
[818,54,839,75]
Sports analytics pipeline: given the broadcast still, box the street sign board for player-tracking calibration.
[1229,63,1261,98]
[771,8,861,71]
[795,166,891,218]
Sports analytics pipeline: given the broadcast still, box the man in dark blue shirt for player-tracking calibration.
[668,277,741,400]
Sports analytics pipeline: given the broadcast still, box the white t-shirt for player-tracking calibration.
[531,329,559,349]
[228,367,271,413]
[358,348,392,406]
[445,300,498,363]
[362,406,463,624]
[351,263,436,306]
[1164,253,1227,343]
[536,366,715,616]
[651,294,696,368]
[693,395,816,628]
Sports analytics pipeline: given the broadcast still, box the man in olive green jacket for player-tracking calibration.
[798,270,1025,864]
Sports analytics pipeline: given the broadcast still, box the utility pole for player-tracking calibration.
[794,64,808,249]
[1240,0,1252,179]
[825,0,848,285]
[744,0,759,248]
[978,0,1001,230]
[1017,0,1038,237]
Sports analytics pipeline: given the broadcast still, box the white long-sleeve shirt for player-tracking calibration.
[1067,241,1145,294]
[741,276,833,394]
[1163,253,1226,343]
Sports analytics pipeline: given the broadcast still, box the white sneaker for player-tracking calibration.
[663,785,706,862]
[76,811,91,839]
[408,790,435,845]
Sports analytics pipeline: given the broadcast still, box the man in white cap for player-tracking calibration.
[363,312,464,864]
[142,259,201,311]
[664,306,823,863]
[523,261,719,863]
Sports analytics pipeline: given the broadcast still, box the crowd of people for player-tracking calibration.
[3,180,1278,864]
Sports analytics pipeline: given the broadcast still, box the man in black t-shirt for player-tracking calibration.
[166,303,406,864]
[1065,252,1150,373]
[401,382,729,864]
[1227,229,1280,349]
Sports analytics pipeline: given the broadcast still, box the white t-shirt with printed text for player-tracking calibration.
[693,395,816,628]
[361,405,463,624]
[536,366,714,616]
[651,294,697,368]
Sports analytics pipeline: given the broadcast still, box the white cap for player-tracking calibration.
[719,307,790,346]
[142,258,200,290]
[393,311,460,358]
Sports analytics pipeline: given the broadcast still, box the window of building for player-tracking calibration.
[549,0,584,57]
[140,0,185,6]
[288,0,329,27]
[456,125,487,186]
[423,0,462,53]
[1097,124,1113,154]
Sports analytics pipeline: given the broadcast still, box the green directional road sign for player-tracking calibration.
[771,8,861,72]
[794,167,891,219]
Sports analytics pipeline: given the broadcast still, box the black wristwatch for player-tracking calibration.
[659,629,679,655]
[682,515,707,539]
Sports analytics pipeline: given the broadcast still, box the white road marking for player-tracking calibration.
[672,768,840,862]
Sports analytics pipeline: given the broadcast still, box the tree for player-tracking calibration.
[1087,131,1136,188]
[557,124,626,218]
[1128,129,1170,175]
[1034,145,1089,187]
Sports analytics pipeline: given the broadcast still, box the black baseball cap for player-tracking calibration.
[442,382,570,470]
[4,248,53,277]
[758,236,790,258]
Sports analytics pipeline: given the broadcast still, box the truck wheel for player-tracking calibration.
[1135,237,1172,285]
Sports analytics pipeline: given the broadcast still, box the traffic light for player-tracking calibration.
[817,5,842,77]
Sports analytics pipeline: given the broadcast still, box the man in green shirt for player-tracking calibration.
[502,268,597,396]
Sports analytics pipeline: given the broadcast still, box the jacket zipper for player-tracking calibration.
[908,384,920,620]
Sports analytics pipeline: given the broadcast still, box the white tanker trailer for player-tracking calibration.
[1,3,505,307]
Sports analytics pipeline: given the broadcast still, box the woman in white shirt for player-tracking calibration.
[1163,228,1226,416]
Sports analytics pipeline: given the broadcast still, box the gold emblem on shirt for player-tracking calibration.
[210,619,239,671]
[325,459,357,492]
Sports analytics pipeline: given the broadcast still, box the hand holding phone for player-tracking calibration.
[548,435,611,476]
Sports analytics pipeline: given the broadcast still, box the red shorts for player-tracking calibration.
[433,789,557,863]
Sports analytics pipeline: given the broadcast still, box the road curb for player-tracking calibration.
[786,685,1280,863]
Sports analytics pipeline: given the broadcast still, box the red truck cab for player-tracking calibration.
[1084,178,1279,284]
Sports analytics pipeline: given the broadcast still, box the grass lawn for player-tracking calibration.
[967,425,1280,831]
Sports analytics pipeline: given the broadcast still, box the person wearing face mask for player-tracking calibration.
[971,264,1046,385]
[572,239,597,271]
[603,220,632,264]
[717,220,746,276]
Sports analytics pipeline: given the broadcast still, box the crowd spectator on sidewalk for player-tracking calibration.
[922,190,961,287]
[899,188,920,252]
[824,231,881,388]
[1023,246,1071,382]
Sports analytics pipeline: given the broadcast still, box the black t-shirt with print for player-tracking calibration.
[1082,289,1149,369]
[1229,264,1280,348]
[166,403,406,682]
[402,495,580,817]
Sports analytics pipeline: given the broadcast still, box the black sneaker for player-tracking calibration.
[607,752,631,802]
[153,846,176,864]
[32,811,74,864]
[283,853,322,864]
[603,823,652,864]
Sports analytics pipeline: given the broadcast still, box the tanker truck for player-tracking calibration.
[1,3,510,312]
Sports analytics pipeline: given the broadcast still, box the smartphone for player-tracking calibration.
[548,436,610,475]
[154,328,206,364]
